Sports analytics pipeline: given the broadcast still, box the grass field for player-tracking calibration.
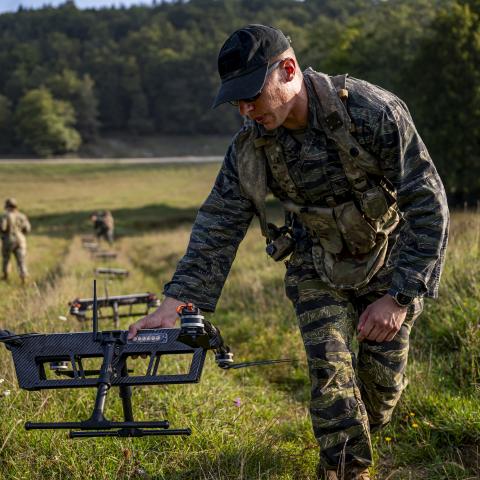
[0,163,478,480]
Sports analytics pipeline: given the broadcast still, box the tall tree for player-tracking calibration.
[14,87,81,156]
[0,95,13,151]
[47,69,100,141]
[408,0,480,200]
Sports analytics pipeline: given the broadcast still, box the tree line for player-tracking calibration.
[0,0,478,200]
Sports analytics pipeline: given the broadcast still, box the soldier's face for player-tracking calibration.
[238,68,294,130]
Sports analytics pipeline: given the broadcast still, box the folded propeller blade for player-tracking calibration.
[226,358,295,370]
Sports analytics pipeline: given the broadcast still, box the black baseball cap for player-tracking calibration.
[212,24,290,108]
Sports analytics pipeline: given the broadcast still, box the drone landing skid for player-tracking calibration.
[25,383,191,438]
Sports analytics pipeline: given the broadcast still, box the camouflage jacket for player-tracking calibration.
[1,210,31,249]
[164,70,449,312]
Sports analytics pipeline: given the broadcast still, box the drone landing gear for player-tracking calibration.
[26,385,190,438]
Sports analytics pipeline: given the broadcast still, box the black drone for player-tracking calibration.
[0,282,291,439]
[92,251,117,260]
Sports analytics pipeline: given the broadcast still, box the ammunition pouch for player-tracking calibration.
[284,195,400,290]
[312,232,389,290]
[334,201,377,255]
[360,185,390,221]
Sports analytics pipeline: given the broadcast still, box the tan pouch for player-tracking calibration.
[360,186,389,221]
[312,233,389,290]
[334,201,377,255]
[299,209,343,255]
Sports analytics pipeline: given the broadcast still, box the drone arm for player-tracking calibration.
[0,330,24,348]
[0,329,13,340]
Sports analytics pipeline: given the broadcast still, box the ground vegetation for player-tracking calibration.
[0,163,477,479]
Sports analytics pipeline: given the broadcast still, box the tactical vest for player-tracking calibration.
[1,211,29,248]
[234,69,400,290]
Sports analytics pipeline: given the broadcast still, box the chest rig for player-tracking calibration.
[2,212,25,245]
[234,70,400,290]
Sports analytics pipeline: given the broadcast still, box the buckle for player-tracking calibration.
[325,111,343,131]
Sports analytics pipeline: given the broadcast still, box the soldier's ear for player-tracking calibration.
[281,58,296,82]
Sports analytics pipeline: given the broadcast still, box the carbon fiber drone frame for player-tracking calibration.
[93,251,117,260]
[2,327,207,438]
[94,267,129,278]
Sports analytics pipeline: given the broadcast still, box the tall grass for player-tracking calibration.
[0,164,478,479]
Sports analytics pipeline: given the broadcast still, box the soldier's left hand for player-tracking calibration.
[357,294,408,342]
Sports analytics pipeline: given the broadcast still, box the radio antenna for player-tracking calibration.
[93,279,98,340]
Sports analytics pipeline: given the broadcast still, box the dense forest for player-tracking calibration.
[0,0,478,200]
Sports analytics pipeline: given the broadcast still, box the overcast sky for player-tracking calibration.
[0,0,158,13]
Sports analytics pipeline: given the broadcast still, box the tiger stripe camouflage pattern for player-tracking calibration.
[164,69,449,471]
[285,249,423,467]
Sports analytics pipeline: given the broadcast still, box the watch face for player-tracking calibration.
[396,293,413,306]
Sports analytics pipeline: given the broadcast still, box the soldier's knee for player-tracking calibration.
[360,379,406,430]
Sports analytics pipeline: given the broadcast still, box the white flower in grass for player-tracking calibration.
[2,390,11,397]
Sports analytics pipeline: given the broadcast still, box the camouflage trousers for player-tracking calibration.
[285,254,423,469]
[2,242,28,280]
[96,229,114,245]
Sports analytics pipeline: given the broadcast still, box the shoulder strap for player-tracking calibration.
[235,125,271,240]
[308,70,383,180]
[331,74,349,103]
[254,136,305,205]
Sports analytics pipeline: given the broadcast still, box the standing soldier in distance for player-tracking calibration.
[128,25,449,479]
[1,198,31,283]
[90,210,114,245]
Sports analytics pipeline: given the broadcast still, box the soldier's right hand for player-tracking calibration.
[127,296,185,339]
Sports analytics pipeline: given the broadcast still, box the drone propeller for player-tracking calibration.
[176,304,298,371]
[220,358,295,370]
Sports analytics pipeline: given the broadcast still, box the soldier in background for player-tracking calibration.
[90,210,114,245]
[1,198,31,283]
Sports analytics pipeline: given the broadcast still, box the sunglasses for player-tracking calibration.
[229,60,283,107]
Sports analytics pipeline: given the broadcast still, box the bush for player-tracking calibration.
[14,87,81,157]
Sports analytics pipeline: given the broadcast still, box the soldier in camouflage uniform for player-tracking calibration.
[129,25,449,479]
[90,210,114,245]
[1,198,31,283]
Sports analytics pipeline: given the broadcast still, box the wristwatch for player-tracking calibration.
[390,292,415,307]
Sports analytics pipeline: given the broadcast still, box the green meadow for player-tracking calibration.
[0,163,478,480]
